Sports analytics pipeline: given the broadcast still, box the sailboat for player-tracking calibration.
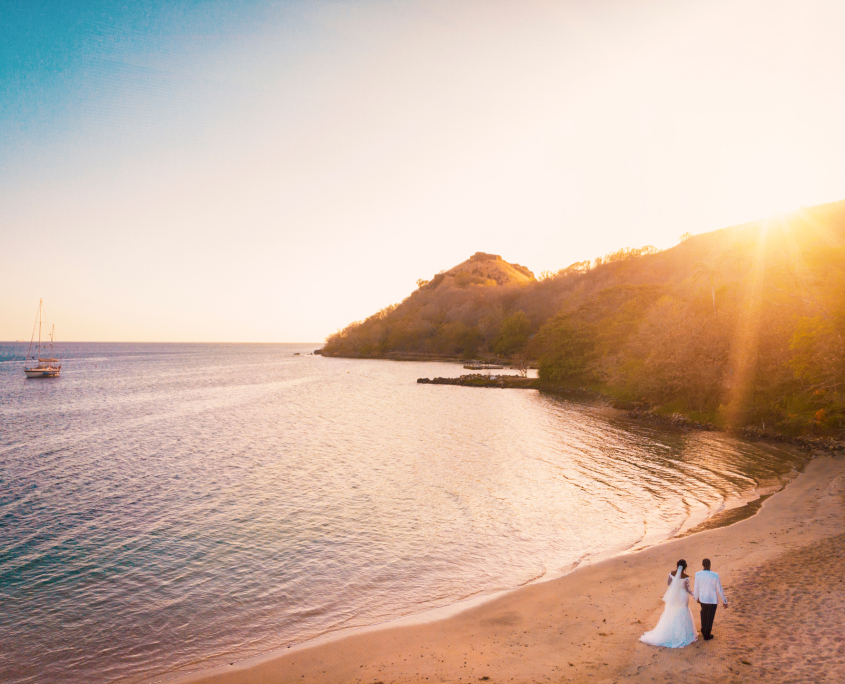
[24,299,62,378]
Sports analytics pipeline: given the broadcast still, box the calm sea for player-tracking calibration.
[0,343,804,683]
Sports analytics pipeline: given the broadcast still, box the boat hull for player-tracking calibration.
[24,367,61,378]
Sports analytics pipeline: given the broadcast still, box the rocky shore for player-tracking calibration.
[417,374,539,389]
[623,407,718,431]
[416,376,845,453]
[625,407,844,453]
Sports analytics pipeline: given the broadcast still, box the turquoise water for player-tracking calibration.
[0,343,805,683]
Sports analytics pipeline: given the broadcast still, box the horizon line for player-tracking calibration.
[0,340,325,345]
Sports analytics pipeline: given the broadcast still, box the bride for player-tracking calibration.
[640,559,697,648]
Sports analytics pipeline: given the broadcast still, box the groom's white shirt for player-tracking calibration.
[693,569,727,605]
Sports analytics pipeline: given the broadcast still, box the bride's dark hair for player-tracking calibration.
[676,559,687,570]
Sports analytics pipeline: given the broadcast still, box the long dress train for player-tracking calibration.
[640,565,697,648]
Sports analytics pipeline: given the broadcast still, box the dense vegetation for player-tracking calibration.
[323,201,845,434]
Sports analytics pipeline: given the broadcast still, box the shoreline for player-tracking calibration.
[415,372,845,454]
[154,453,840,684]
[144,473,788,682]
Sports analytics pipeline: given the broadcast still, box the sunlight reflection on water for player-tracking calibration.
[0,343,804,683]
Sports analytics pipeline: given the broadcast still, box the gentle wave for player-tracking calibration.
[0,343,804,684]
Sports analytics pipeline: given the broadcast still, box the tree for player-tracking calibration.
[534,315,593,383]
[789,315,845,392]
[557,260,591,277]
[440,321,483,357]
[610,298,729,411]
[692,261,722,315]
[493,311,531,356]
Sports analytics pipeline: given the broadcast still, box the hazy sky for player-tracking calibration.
[2,0,844,342]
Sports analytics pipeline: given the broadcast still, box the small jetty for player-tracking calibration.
[462,363,504,370]
[418,374,539,389]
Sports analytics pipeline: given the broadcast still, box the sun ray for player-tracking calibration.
[792,205,845,251]
[773,212,816,317]
[724,218,771,428]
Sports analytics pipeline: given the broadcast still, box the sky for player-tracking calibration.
[2,0,844,343]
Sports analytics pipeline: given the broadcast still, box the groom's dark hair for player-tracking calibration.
[702,558,711,569]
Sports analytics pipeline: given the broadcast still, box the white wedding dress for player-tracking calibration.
[640,565,697,648]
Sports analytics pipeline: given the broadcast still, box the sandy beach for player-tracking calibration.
[174,455,845,684]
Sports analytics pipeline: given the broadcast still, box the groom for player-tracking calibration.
[693,558,728,640]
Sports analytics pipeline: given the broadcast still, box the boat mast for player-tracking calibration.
[27,299,42,360]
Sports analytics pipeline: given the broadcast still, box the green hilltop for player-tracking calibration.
[323,200,845,435]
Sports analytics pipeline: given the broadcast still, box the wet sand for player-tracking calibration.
[173,455,845,684]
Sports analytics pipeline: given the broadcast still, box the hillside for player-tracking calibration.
[443,251,535,285]
[323,200,845,434]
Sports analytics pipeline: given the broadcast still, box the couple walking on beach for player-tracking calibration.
[640,558,728,648]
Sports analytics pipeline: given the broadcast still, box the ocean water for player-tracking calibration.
[0,343,805,683]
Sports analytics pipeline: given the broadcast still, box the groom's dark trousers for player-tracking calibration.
[700,602,717,638]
